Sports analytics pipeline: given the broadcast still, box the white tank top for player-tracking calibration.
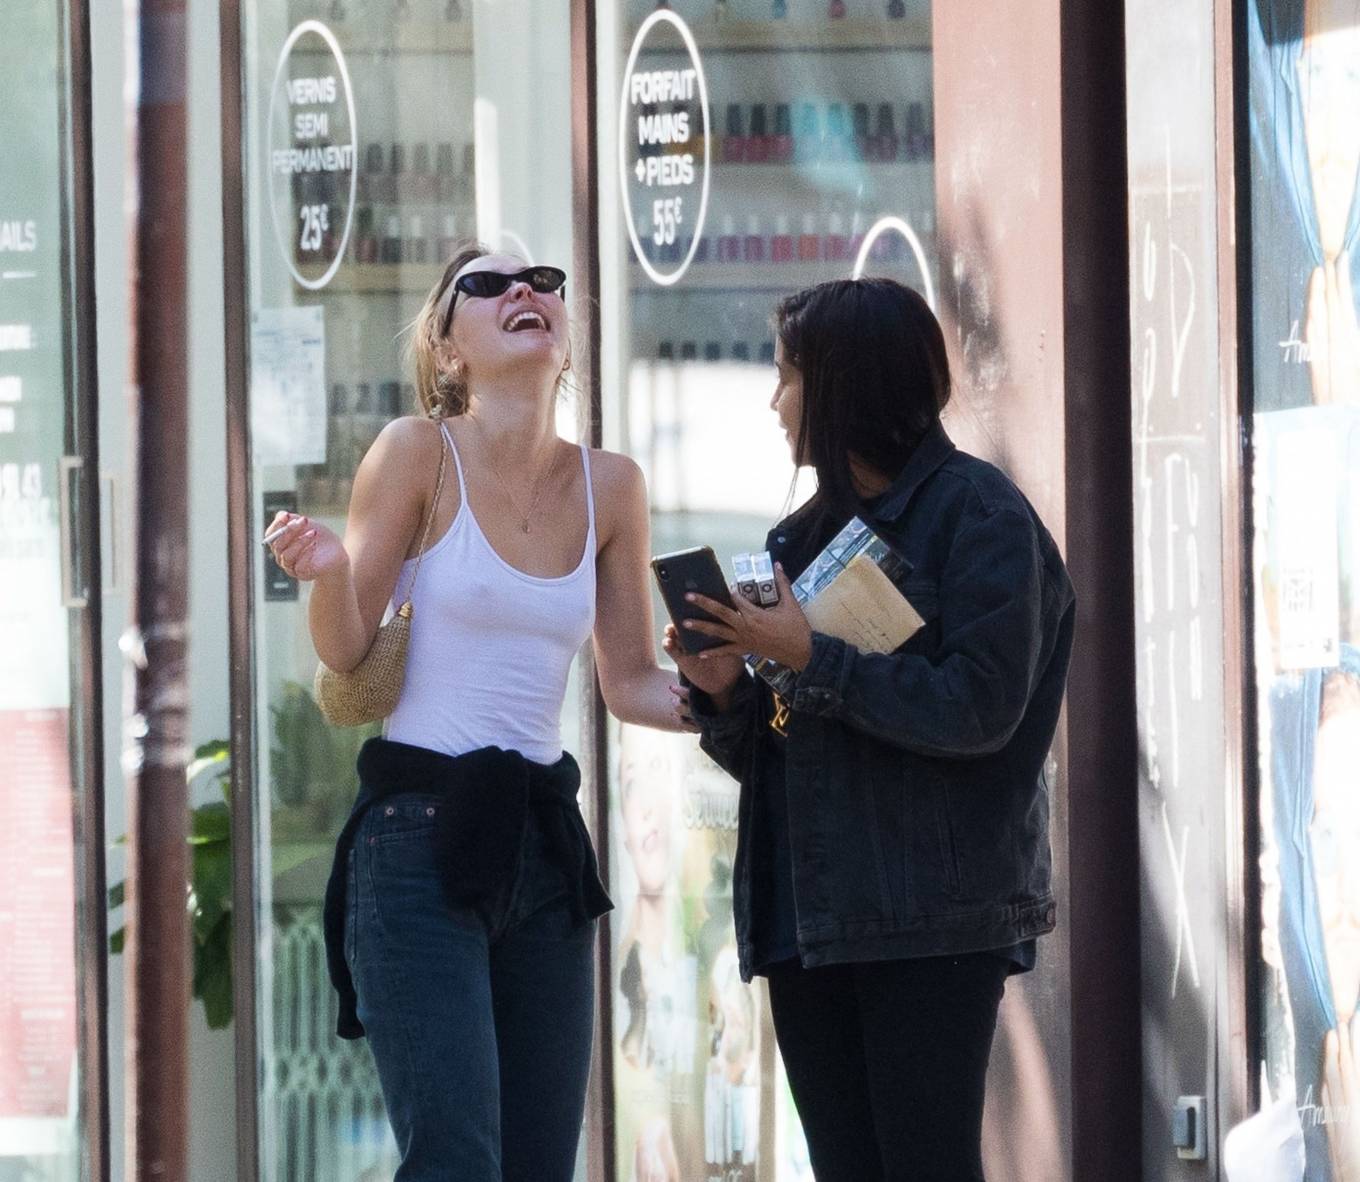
[384,422,597,765]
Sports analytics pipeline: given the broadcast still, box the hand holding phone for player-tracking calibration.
[651,546,737,654]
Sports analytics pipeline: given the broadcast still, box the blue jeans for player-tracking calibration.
[346,792,596,1181]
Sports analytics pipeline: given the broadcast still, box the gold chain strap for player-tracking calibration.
[396,422,450,609]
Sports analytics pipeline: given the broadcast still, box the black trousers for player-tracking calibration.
[766,952,1009,1182]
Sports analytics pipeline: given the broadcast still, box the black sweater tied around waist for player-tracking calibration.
[323,737,612,1039]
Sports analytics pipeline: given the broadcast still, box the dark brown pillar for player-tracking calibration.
[126,2,190,1177]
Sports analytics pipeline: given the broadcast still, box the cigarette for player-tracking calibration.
[262,522,296,546]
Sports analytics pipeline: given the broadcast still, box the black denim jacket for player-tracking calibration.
[691,423,1076,981]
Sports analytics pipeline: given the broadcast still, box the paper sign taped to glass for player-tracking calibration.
[750,517,925,698]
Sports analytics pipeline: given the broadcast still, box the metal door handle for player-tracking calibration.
[58,455,88,608]
[101,471,119,595]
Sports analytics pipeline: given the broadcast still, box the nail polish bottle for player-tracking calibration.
[407,214,429,264]
[435,143,458,203]
[718,214,741,262]
[797,212,821,262]
[773,0,788,16]
[743,214,766,263]
[922,102,936,158]
[723,104,746,163]
[437,213,459,259]
[773,103,794,164]
[354,381,374,413]
[410,142,436,201]
[381,214,403,263]
[826,103,851,162]
[460,143,477,203]
[848,209,867,260]
[853,102,871,162]
[658,340,675,361]
[874,102,898,161]
[888,0,906,16]
[732,341,751,361]
[829,0,847,17]
[771,214,794,263]
[759,340,776,364]
[747,104,770,163]
[355,205,379,263]
[870,215,899,262]
[704,341,722,361]
[693,233,711,264]
[905,101,927,161]
[826,210,849,261]
[389,142,407,202]
[330,382,349,416]
[363,142,386,202]
[680,341,698,361]
[445,0,464,18]
[796,102,822,163]
[379,380,402,416]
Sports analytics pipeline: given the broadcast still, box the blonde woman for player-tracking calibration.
[267,244,694,1181]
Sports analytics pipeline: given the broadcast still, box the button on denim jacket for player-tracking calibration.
[690,424,1076,981]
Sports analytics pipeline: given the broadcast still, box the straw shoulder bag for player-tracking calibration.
[313,428,449,727]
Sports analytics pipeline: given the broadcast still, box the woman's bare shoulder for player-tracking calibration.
[587,446,645,493]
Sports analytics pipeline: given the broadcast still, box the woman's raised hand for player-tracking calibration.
[266,511,349,583]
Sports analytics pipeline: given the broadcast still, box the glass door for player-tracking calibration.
[0,2,104,1180]
[236,2,580,1177]
[595,2,936,1177]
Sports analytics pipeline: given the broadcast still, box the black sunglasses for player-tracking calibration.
[442,265,567,337]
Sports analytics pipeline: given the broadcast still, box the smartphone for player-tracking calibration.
[651,546,736,654]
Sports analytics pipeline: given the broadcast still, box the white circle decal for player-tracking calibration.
[617,11,711,287]
[267,21,358,291]
[853,216,936,310]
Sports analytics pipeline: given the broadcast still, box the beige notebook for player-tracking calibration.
[802,552,926,654]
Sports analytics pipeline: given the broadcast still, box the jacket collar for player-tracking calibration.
[866,420,956,524]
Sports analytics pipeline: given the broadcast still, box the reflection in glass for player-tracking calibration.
[602,2,935,1176]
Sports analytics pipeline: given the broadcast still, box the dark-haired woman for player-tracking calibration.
[663,278,1076,1181]
[268,245,694,1181]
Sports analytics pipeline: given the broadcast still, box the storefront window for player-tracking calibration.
[239,2,579,1176]
[1249,0,1360,1177]
[0,3,92,1179]
[596,3,935,1177]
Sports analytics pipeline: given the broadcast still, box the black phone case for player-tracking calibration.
[652,547,734,654]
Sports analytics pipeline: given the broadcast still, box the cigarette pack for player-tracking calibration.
[732,550,778,607]
[751,517,925,697]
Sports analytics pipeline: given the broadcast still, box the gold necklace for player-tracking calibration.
[467,414,561,534]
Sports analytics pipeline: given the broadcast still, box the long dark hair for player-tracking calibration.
[775,277,951,521]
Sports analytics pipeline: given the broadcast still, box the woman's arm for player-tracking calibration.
[282,418,434,672]
[685,507,1067,758]
[590,452,698,733]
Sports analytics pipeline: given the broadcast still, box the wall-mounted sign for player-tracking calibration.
[617,10,711,288]
[267,21,357,291]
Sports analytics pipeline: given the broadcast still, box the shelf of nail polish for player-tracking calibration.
[682,16,930,52]
[295,376,417,510]
[648,339,779,366]
[308,263,446,293]
[701,97,934,164]
[286,20,473,56]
